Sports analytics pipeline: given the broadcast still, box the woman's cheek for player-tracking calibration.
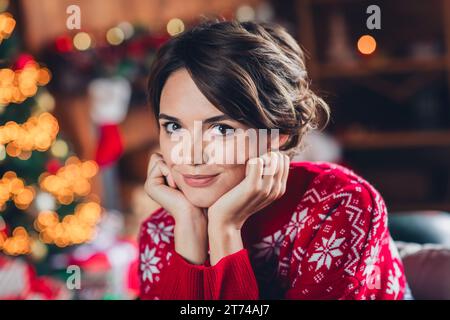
[219,165,246,191]
[161,133,186,166]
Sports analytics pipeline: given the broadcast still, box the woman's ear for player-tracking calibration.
[268,134,289,152]
[279,134,289,148]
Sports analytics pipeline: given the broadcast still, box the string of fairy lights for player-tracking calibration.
[0,1,103,258]
[68,17,185,52]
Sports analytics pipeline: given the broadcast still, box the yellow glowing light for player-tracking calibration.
[38,112,59,135]
[8,178,24,194]
[77,202,102,225]
[0,113,58,154]
[57,189,74,205]
[0,144,5,161]
[357,35,377,55]
[4,121,19,139]
[81,160,99,178]
[117,21,134,39]
[19,83,38,97]
[37,211,59,228]
[167,18,184,36]
[66,156,81,166]
[51,139,69,158]
[0,68,14,85]
[36,92,55,111]
[37,68,51,85]
[17,150,31,160]
[3,171,16,179]
[30,238,48,261]
[0,62,51,104]
[73,32,92,51]
[15,187,34,205]
[0,12,15,38]
[236,5,255,22]
[34,132,52,151]
[106,27,125,45]
[72,178,90,195]
[13,226,27,237]
[6,142,20,157]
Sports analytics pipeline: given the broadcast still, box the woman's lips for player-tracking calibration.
[182,174,220,188]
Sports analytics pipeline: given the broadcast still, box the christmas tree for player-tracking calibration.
[0,2,102,299]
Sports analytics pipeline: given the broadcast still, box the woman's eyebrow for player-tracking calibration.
[158,113,179,122]
[158,113,234,124]
[203,115,233,124]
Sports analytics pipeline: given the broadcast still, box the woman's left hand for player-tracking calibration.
[207,151,290,231]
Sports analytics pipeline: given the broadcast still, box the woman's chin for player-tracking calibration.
[183,191,218,209]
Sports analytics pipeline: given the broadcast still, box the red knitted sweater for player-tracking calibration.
[138,161,407,300]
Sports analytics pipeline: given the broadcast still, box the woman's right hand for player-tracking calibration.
[144,153,208,264]
[145,153,204,221]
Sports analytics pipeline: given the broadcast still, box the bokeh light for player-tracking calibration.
[167,18,184,36]
[39,156,99,204]
[357,34,377,55]
[0,171,35,211]
[73,32,92,51]
[106,27,125,45]
[0,112,59,157]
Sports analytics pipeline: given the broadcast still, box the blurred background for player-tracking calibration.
[1,0,450,299]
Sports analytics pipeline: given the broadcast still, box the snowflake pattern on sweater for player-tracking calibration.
[138,161,407,300]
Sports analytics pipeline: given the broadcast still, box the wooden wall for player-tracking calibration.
[19,0,260,52]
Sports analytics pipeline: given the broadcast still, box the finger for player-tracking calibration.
[147,153,163,177]
[246,157,264,184]
[147,154,176,188]
[274,152,284,181]
[280,154,290,195]
[273,152,284,197]
[262,151,279,177]
[158,160,177,188]
[261,152,278,196]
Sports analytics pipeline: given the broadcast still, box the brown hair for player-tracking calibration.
[147,19,330,157]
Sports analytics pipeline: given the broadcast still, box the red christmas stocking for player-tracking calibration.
[95,123,124,168]
[88,77,131,168]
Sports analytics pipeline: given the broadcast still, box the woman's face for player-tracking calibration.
[158,68,284,208]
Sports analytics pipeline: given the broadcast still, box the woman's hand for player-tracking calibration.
[207,151,290,265]
[145,153,204,220]
[208,151,290,230]
[144,153,208,264]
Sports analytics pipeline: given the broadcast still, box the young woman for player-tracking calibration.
[139,20,408,300]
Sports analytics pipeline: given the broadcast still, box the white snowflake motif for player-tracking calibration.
[146,221,174,245]
[386,261,402,298]
[363,242,380,277]
[140,245,161,283]
[285,208,309,241]
[308,231,345,271]
[253,230,284,261]
[363,243,382,289]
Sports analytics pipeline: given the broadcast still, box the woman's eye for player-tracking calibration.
[162,122,181,134]
[211,124,235,136]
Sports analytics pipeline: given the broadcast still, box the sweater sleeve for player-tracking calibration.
[284,183,397,300]
[139,213,259,300]
[138,215,205,300]
[204,248,259,300]
[140,247,259,300]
